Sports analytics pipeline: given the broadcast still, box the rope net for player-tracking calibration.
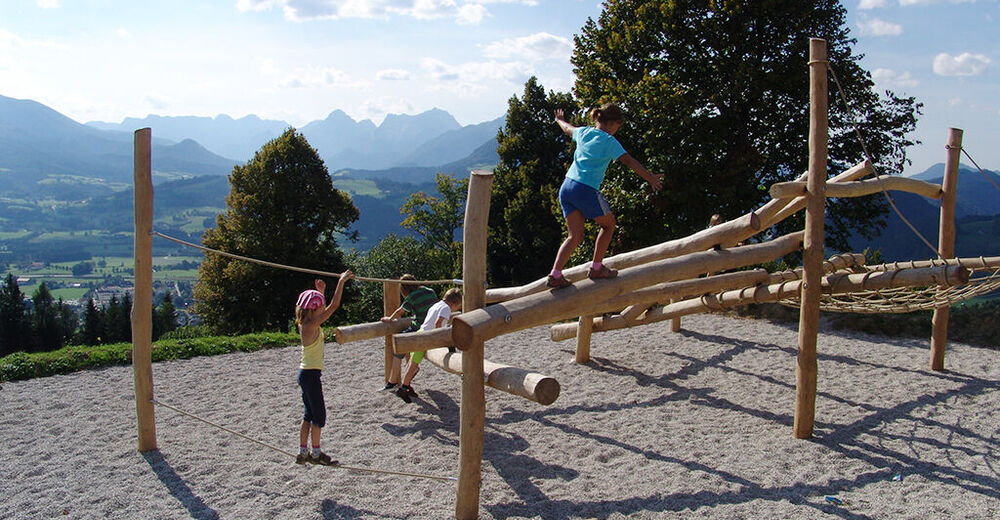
[777,260,1000,313]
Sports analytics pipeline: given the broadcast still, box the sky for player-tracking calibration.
[0,0,996,175]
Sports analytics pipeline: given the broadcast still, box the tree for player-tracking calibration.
[571,0,920,252]
[0,273,29,356]
[30,283,61,352]
[400,173,469,278]
[79,297,103,345]
[194,128,359,334]
[488,77,578,286]
[153,293,177,340]
[342,234,454,325]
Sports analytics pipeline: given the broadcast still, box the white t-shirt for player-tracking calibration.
[420,300,452,331]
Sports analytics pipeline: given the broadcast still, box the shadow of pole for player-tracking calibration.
[142,450,220,520]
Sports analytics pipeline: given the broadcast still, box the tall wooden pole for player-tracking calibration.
[794,39,828,439]
[132,128,156,452]
[383,281,401,382]
[455,170,492,520]
[575,314,593,363]
[930,128,962,371]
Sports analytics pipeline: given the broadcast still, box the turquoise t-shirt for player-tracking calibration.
[566,126,627,190]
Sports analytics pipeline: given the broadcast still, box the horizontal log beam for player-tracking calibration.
[560,264,970,338]
[770,176,943,200]
[485,211,762,303]
[454,232,803,348]
[392,326,453,354]
[422,349,560,405]
[335,318,412,344]
[863,256,1000,271]
[757,160,873,230]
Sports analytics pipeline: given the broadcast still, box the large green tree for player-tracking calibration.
[488,77,578,286]
[194,128,358,334]
[571,0,920,252]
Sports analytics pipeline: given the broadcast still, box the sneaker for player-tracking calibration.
[295,453,311,465]
[588,264,618,280]
[310,451,339,466]
[381,382,398,391]
[546,274,572,289]
[395,386,413,403]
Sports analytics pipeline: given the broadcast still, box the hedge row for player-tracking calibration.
[0,330,305,382]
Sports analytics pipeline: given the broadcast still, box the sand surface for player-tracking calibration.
[1,313,997,519]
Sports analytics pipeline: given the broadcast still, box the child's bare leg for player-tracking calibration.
[388,357,401,384]
[299,421,310,447]
[552,211,586,272]
[401,361,419,386]
[592,212,616,264]
[310,425,321,448]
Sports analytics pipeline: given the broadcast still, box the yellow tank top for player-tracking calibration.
[299,329,325,370]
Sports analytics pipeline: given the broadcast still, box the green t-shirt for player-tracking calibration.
[402,286,437,326]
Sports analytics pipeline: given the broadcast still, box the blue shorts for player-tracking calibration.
[559,177,611,219]
[298,369,326,428]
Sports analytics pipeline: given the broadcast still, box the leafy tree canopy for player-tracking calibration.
[194,128,359,334]
[571,0,920,252]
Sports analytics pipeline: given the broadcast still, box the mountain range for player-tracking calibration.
[86,107,504,172]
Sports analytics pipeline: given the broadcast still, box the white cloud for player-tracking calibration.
[871,68,919,88]
[36,0,59,8]
[420,57,532,94]
[947,97,963,106]
[236,0,500,25]
[858,17,903,36]
[0,28,69,51]
[858,0,889,8]
[116,28,131,39]
[278,65,369,89]
[359,97,416,121]
[376,69,410,80]
[143,93,172,111]
[482,32,573,61]
[933,52,991,76]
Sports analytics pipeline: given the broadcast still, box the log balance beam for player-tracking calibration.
[551,262,969,341]
[451,231,804,348]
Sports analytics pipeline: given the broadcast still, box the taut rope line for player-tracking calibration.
[827,64,943,261]
[151,398,457,482]
[152,231,462,286]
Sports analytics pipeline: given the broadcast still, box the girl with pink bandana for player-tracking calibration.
[293,272,353,465]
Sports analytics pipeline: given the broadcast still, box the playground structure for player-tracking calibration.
[130,39,999,519]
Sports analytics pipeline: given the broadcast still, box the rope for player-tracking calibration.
[957,147,1000,193]
[152,231,462,286]
[152,398,457,482]
[826,65,943,261]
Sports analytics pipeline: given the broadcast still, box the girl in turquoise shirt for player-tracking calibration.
[547,104,662,288]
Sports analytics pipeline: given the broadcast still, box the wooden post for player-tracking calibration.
[670,302,681,332]
[455,170,492,520]
[794,38,828,439]
[930,128,962,371]
[383,281,401,382]
[132,128,156,452]
[575,315,593,363]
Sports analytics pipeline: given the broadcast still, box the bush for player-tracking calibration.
[0,329,309,382]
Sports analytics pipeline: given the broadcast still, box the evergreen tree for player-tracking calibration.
[30,283,60,352]
[0,273,29,356]
[488,77,578,286]
[571,0,921,251]
[104,295,126,344]
[194,128,359,334]
[80,297,103,345]
[153,293,177,340]
[56,298,77,347]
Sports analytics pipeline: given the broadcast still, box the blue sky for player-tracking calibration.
[0,0,996,175]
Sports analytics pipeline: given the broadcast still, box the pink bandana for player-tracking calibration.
[296,289,325,310]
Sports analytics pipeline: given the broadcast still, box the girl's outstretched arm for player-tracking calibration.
[311,271,353,324]
[619,154,663,191]
[553,109,576,136]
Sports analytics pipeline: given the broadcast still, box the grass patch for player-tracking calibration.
[0,330,313,382]
[332,178,384,198]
